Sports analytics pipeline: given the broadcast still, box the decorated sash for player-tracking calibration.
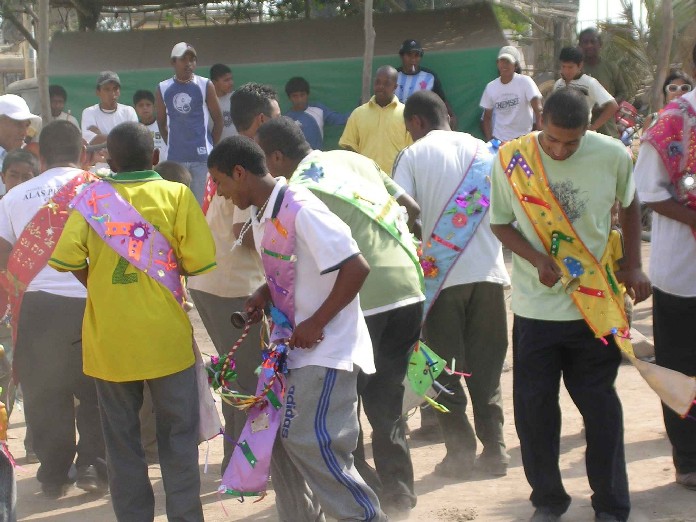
[500,135,696,416]
[202,175,216,216]
[71,180,186,306]
[3,172,95,345]
[420,145,493,319]
[220,185,307,498]
[72,179,223,441]
[642,97,696,241]
[291,158,423,292]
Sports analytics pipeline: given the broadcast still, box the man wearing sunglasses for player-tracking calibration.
[634,44,696,492]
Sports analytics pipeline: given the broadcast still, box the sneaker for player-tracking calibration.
[433,456,474,480]
[676,471,696,490]
[41,482,71,499]
[529,507,561,521]
[25,449,39,464]
[595,514,623,521]
[383,495,414,519]
[408,425,441,443]
[475,454,508,476]
[76,465,108,494]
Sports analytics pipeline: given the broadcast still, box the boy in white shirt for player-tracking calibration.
[81,71,138,146]
[480,46,542,142]
[208,135,387,522]
[553,47,618,133]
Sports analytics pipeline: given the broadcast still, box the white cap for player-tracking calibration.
[171,42,197,59]
[0,94,39,121]
[497,45,521,64]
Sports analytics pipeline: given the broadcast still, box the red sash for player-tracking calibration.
[2,172,95,344]
[202,175,216,216]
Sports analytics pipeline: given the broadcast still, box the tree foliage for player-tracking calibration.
[598,0,696,110]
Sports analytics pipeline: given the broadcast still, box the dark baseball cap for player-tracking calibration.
[97,70,121,88]
[399,39,424,55]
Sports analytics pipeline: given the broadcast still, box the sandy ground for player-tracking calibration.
[7,242,696,521]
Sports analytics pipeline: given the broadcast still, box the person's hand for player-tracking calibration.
[532,253,562,288]
[615,267,652,304]
[289,316,325,350]
[244,286,269,324]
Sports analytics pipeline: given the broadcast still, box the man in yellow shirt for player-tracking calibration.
[49,122,216,522]
[339,65,412,174]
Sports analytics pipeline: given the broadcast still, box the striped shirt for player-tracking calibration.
[395,66,447,104]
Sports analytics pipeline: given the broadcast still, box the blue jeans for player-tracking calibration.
[180,161,208,207]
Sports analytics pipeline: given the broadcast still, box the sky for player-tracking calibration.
[577,0,645,30]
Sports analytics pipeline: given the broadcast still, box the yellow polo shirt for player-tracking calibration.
[49,171,216,382]
[339,95,412,175]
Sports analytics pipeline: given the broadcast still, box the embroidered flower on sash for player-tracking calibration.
[420,255,439,278]
[452,213,468,228]
[668,141,683,157]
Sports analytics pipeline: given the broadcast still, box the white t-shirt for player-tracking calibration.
[392,130,510,289]
[81,103,138,143]
[251,178,375,374]
[634,89,696,297]
[188,194,265,298]
[145,120,168,162]
[216,92,238,140]
[553,74,614,122]
[480,73,541,142]
[0,166,87,298]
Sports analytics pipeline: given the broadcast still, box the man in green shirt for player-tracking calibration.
[578,27,628,138]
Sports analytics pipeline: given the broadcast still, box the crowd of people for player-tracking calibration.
[0,26,694,522]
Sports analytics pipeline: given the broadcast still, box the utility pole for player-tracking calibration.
[361,0,375,104]
[37,0,50,123]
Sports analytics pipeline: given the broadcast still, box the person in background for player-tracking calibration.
[642,71,693,130]
[155,161,192,186]
[133,90,167,162]
[0,94,39,196]
[480,46,542,143]
[284,76,349,150]
[210,64,237,140]
[634,42,696,492]
[396,38,457,129]
[49,85,79,128]
[156,42,223,205]
[553,47,618,133]
[340,65,411,175]
[81,71,138,147]
[578,27,628,138]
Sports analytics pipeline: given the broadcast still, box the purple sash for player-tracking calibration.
[220,185,307,497]
[70,180,185,306]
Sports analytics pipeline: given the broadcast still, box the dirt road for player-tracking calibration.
[8,243,696,521]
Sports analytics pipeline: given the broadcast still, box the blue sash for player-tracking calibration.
[422,146,493,318]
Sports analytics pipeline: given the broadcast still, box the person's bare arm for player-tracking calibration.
[531,97,543,131]
[589,99,618,132]
[646,197,696,228]
[482,109,494,141]
[155,87,168,144]
[289,254,370,349]
[206,81,223,145]
[396,192,420,230]
[616,194,651,303]
[490,223,561,287]
[72,267,89,287]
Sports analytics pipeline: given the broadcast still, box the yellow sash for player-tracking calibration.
[499,135,632,356]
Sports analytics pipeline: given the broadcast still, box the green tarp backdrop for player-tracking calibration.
[52,47,499,150]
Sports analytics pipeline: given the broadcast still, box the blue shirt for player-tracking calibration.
[285,103,349,150]
[159,75,212,162]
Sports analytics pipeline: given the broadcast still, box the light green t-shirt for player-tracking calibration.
[292,150,423,314]
[489,131,634,321]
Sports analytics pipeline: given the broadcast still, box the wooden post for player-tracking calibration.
[37,0,50,124]
[361,0,375,104]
